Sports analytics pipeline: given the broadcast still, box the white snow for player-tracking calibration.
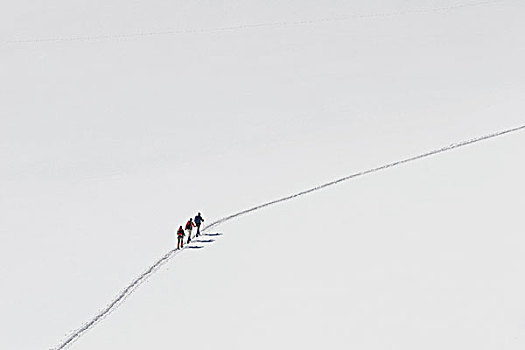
[1,1,525,349]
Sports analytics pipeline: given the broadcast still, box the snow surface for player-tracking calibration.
[1,1,525,349]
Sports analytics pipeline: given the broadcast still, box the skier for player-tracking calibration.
[194,212,204,237]
[177,225,185,249]
[185,218,196,244]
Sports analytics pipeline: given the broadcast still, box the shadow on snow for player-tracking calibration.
[194,239,215,243]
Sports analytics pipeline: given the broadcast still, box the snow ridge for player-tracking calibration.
[7,0,503,45]
[51,123,524,350]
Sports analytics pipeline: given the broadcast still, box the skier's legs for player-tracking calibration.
[196,223,201,236]
[186,228,192,244]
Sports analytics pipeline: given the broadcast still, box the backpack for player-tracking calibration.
[185,221,192,230]
[177,228,184,236]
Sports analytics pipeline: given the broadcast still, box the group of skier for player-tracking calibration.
[176,212,204,249]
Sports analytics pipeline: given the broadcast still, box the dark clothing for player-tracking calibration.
[177,228,184,249]
[194,214,204,225]
[195,214,204,236]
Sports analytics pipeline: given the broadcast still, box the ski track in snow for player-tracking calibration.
[52,231,206,350]
[6,0,505,45]
[51,123,525,350]
[204,124,525,231]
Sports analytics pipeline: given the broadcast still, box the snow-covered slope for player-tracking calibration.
[68,131,525,350]
[1,1,524,349]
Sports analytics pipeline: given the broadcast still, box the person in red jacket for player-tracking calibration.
[185,218,196,244]
[177,225,185,249]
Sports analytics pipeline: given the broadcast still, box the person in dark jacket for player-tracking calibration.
[194,212,204,237]
[177,226,185,249]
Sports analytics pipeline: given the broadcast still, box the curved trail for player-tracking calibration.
[8,0,503,45]
[204,124,525,231]
[52,123,525,350]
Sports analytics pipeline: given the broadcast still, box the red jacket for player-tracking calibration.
[185,221,196,230]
